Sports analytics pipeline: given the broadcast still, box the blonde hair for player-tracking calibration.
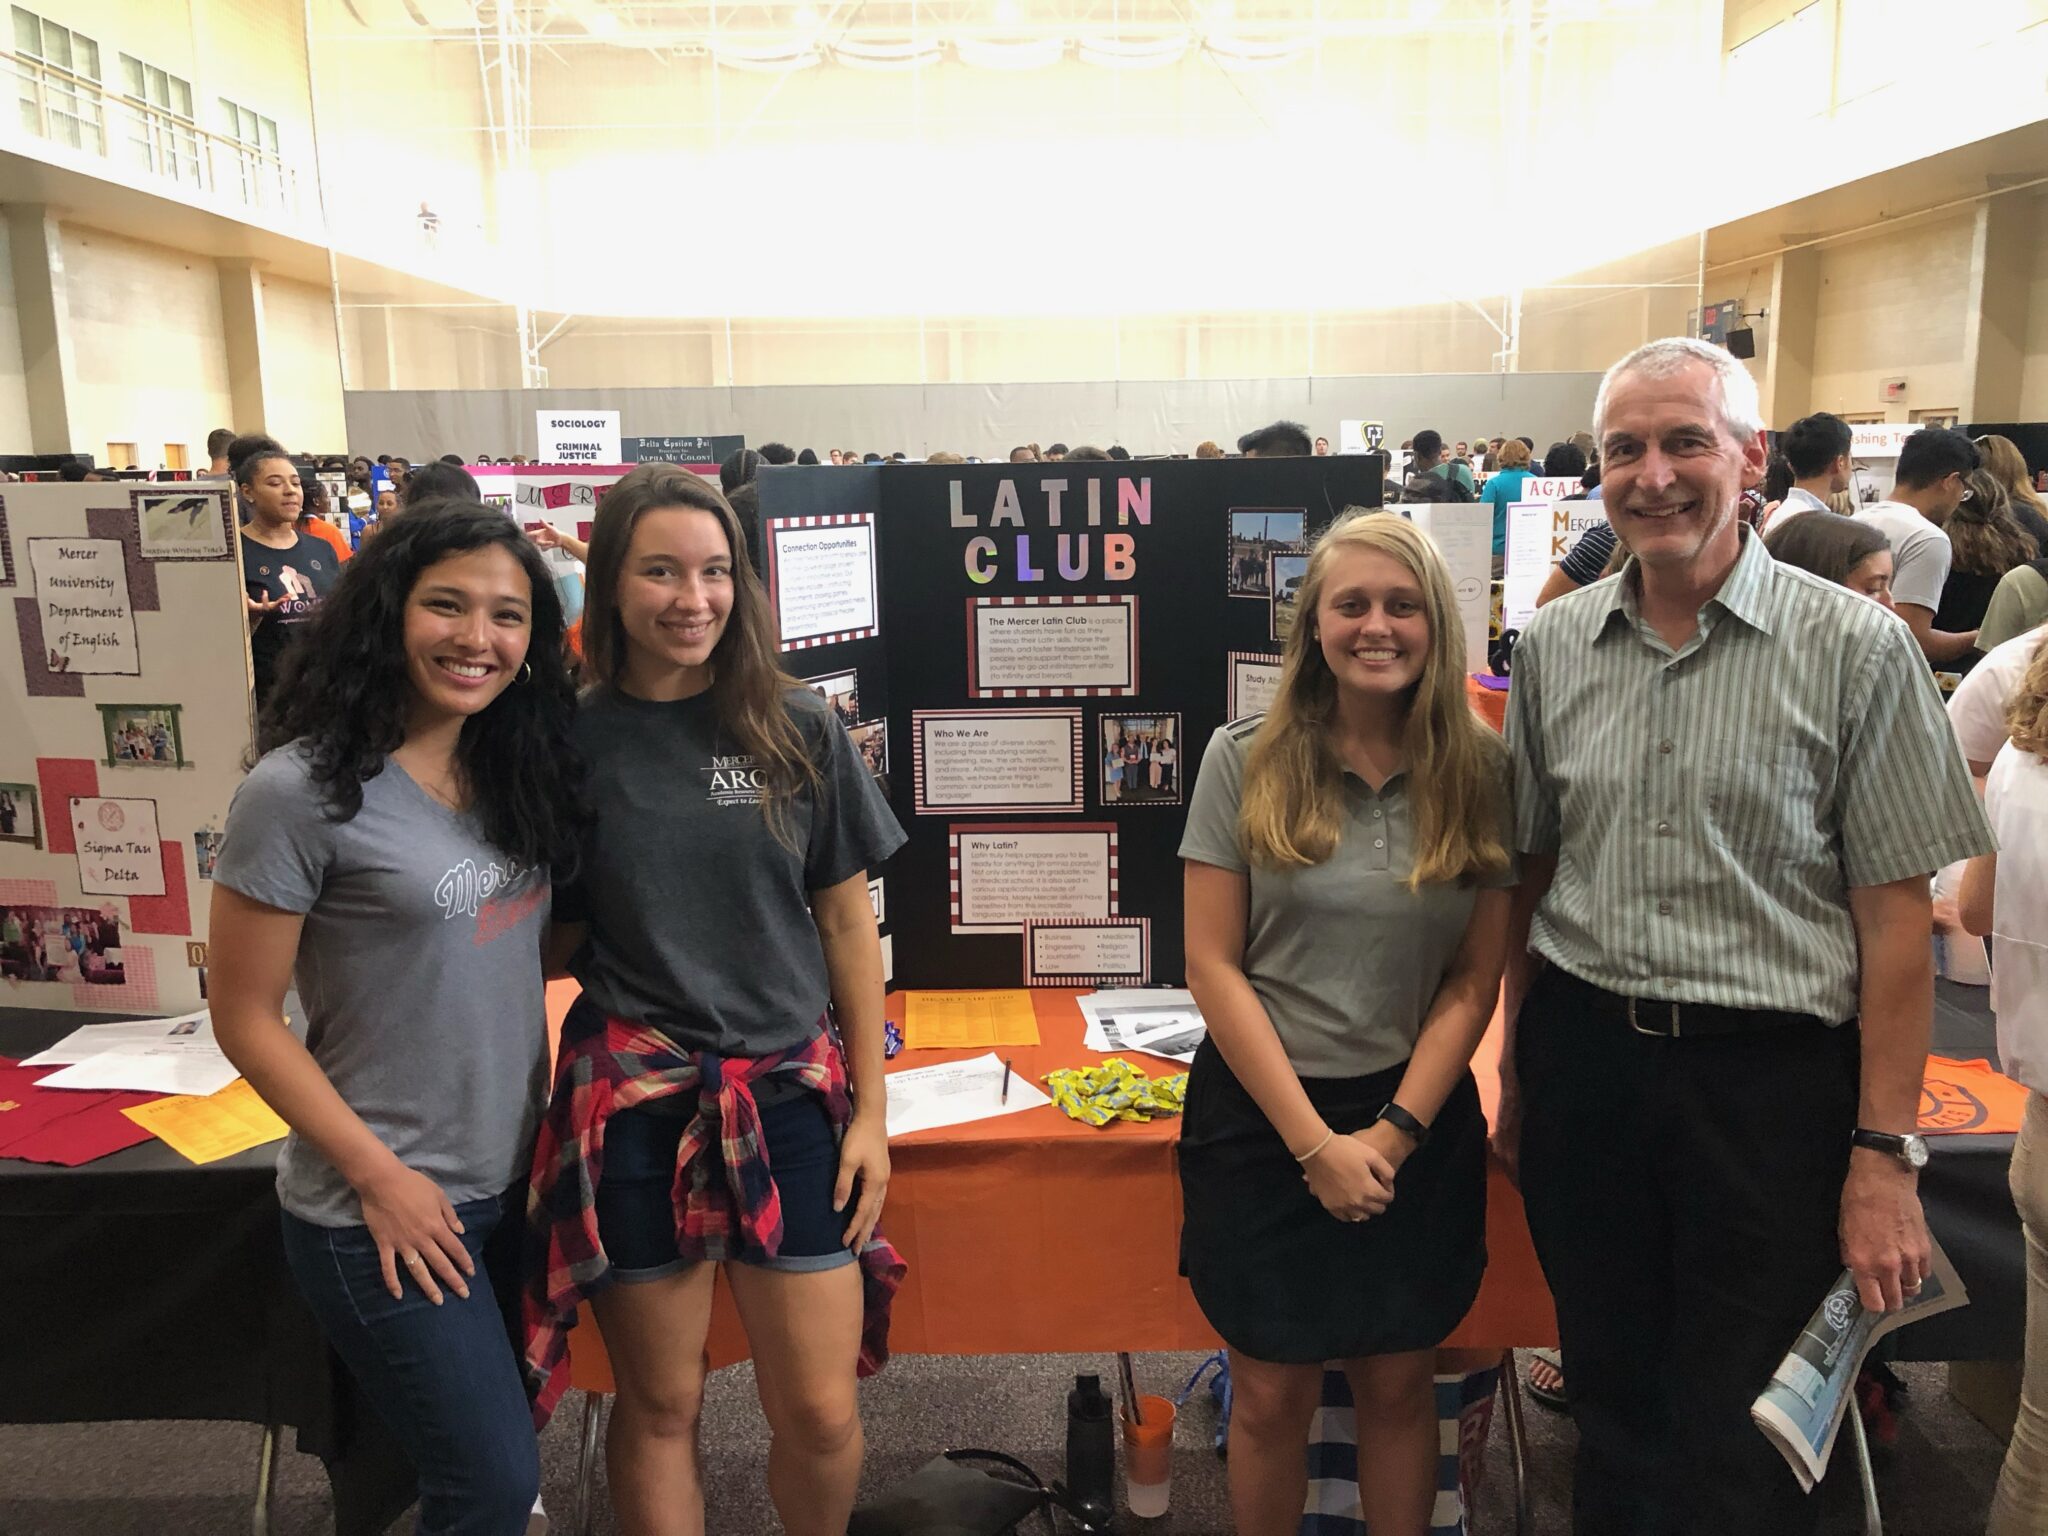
[1194,441,1224,459]
[2010,639,2048,761]
[1238,510,1510,887]
[1497,438,1532,469]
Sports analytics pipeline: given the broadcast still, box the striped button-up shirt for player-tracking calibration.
[1505,526,1993,1022]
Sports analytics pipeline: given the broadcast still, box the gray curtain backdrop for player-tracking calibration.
[340,374,1604,462]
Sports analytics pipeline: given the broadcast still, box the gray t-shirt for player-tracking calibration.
[214,744,553,1226]
[557,685,906,1057]
[1178,718,1516,1078]
[1855,500,1952,613]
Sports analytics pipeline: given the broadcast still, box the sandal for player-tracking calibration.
[1525,1348,1569,1411]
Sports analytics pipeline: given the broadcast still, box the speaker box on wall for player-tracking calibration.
[1725,326,1756,359]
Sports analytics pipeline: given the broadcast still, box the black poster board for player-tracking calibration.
[762,457,1384,991]
[624,434,745,465]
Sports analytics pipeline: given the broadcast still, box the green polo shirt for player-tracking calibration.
[1180,719,1516,1078]
[1505,526,1993,1022]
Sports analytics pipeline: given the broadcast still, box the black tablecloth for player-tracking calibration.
[0,1007,414,1536]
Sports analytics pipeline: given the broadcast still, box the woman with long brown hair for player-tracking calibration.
[523,467,905,1536]
[1178,511,1513,1535]
[1937,468,2040,671]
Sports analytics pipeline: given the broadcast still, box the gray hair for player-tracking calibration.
[1592,336,1766,444]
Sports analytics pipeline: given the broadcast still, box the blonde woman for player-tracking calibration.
[1960,640,2048,1535]
[1179,511,1514,1536]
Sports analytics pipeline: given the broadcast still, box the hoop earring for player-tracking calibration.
[518,661,533,684]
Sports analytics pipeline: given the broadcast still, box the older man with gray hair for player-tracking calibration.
[1496,337,1992,1533]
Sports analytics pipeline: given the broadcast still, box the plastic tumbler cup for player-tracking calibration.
[1122,1393,1176,1517]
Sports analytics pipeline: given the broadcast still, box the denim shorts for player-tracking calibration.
[596,1087,857,1280]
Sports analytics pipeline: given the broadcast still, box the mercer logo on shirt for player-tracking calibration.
[434,856,531,922]
[705,753,768,807]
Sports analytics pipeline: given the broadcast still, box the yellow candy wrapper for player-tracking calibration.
[1042,1058,1189,1128]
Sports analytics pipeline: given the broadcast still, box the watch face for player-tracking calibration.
[1904,1134,1930,1170]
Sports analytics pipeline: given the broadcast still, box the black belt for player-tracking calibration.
[1545,967,1839,1039]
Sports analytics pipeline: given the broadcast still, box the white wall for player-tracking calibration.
[260,273,345,451]
[1806,213,1975,420]
[0,218,39,451]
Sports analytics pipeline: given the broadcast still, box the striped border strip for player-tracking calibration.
[1021,916,1151,987]
[1226,650,1283,720]
[911,707,1084,816]
[768,512,880,651]
[964,593,1139,699]
[948,821,1119,935]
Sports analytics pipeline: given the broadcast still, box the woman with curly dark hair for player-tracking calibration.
[207,501,581,1536]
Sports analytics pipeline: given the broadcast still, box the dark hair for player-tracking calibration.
[1948,468,2039,577]
[863,453,884,464]
[1762,454,1795,503]
[719,448,762,493]
[796,448,819,466]
[1047,442,1069,456]
[230,435,292,486]
[206,428,235,458]
[57,461,88,482]
[579,468,819,841]
[1237,421,1313,457]
[1765,512,1891,587]
[726,481,766,576]
[1065,445,1113,461]
[1580,459,1601,490]
[1412,429,1444,460]
[255,501,582,870]
[1542,442,1589,478]
[1516,436,1535,451]
[1895,427,1979,489]
[401,460,481,507]
[757,442,796,466]
[298,470,330,519]
[1009,446,1036,462]
[1779,412,1852,479]
[376,455,392,465]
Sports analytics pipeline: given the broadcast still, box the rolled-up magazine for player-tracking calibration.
[1751,1236,1968,1492]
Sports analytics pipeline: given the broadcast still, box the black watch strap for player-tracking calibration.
[1376,1101,1430,1148]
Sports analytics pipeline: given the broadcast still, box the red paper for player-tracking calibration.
[127,839,191,935]
[0,1060,160,1165]
[539,482,571,510]
[35,758,98,854]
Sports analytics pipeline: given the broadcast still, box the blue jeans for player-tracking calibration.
[281,1189,538,1536]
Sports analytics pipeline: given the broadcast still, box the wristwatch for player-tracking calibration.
[1375,1101,1431,1148]
[1851,1128,1930,1170]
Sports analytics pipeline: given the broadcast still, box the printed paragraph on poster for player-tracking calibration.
[914,709,1082,814]
[951,824,1116,934]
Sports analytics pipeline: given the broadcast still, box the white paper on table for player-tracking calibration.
[884,1051,1053,1139]
[20,1008,214,1066]
[33,1035,239,1096]
[1077,988,1206,1062]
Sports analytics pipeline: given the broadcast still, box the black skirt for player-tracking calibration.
[1177,1039,1487,1364]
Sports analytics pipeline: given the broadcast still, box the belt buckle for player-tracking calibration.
[1626,996,1682,1038]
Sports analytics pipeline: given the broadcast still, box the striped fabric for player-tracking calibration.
[1505,527,1993,1021]
[1301,1365,1501,1535]
[522,1005,905,1428]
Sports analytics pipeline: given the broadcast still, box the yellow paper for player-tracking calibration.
[902,989,1042,1051]
[122,1077,289,1165]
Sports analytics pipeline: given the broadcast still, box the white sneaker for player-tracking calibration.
[527,1493,548,1536]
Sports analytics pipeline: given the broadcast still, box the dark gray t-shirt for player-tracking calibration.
[1178,718,1516,1078]
[558,685,906,1056]
[214,744,552,1226]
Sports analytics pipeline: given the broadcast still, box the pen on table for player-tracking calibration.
[1000,1057,1014,1105]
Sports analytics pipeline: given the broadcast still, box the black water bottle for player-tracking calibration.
[1064,1372,1116,1531]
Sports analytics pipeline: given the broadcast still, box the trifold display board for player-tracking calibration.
[759,457,1386,991]
[0,483,255,1013]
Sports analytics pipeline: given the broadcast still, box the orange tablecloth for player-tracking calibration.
[1466,673,1508,733]
[552,984,1559,1394]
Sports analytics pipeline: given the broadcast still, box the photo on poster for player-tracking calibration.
[913,707,1084,815]
[1268,551,1311,643]
[1227,650,1284,720]
[0,782,41,847]
[133,487,232,561]
[193,828,225,879]
[69,794,166,898]
[99,703,186,767]
[1099,713,1182,806]
[1227,510,1307,598]
[1022,917,1151,987]
[803,666,861,728]
[0,902,124,984]
[848,718,889,781]
[768,514,880,650]
[31,536,140,675]
[949,822,1118,936]
[868,878,885,924]
[967,595,1138,698]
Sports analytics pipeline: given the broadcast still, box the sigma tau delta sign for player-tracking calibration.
[534,410,622,465]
